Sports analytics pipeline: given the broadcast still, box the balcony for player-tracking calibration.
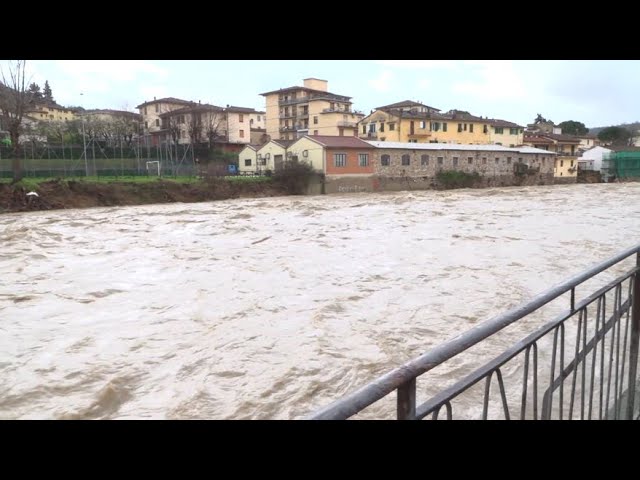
[366,132,378,140]
[408,131,432,137]
[279,125,297,132]
[337,121,357,128]
[322,108,352,114]
[279,97,308,106]
[298,112,309,119]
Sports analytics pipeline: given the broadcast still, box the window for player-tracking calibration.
[494,127,504,134]
[420,121,426,129]
[542,157,546,164]
[482,157,487,164]
[389,123,395,131]
[380,123,385,132]
[408,139,418,143]
[369,123,376,133]
[144,107,147,115]
[507,157,512,164]
[437,157,444,165]
[362,125,367,134]
[244,159,252,166]
[483,125,488,134]
[443,122,447,132]
[469,124,474,133]
[240,130,245,138]
[314,116,318,125]
[155,119,160,126]
[257,115,261,121]
[510,128,518,135]
[458,123,463,133]
[314,130,318,135]
[145,121,148,128]
[432,122,440,132]
[495,157,500,164]
[421,154,429,166]
[381,154,390,166]
[518,158,523,163]
[358,153,369,167]
[571,160,574,167]
[453,157,459,166]
[402,154,410,166]
[468,157,473,164]
[561,160,564,167]
[464,123,468,131]
[239,114,244,123]
[334,153,346,167]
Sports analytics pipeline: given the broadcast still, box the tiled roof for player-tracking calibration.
[376,100,440,111]
[305,135,373,148]
[488,119,523,128]
[135,97,193,109]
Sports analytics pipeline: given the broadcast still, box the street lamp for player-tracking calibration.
[80,92,88,177]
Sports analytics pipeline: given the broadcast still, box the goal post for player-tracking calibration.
[146,160,160,177]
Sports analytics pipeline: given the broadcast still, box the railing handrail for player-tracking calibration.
[308,242,640,419]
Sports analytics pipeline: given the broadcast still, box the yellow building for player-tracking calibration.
[254,139,295,172]
[358,100,524,146]
[238,145,259,173]
[523,133,581,182]
[487,119,525,146]
[260,78,364,141]
[25,101,77,122]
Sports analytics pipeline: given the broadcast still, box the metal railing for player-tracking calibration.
[309,244,640,420]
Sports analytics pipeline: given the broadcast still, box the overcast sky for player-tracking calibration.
[2,60,638,129]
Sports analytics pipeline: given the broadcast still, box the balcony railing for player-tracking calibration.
[308,243,640,420]
[322,108,352,114]
[337,121,357,128]
[279,97,308,106]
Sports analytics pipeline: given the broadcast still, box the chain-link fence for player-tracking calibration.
[0,141,239,179]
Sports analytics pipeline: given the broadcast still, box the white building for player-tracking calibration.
[577,146,613,172]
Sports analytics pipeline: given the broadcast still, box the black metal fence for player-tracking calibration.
[309,244,640,420]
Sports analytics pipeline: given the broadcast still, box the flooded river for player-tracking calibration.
[1,183,639,419]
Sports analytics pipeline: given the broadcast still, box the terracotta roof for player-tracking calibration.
[225,105,260,113]
[538,133,581,143]
[270,139,296,148]
[305,135,373,148]
[376,100,441,112]
[158,103,224,117]
[135,97,192,109]
[487,119,523,128]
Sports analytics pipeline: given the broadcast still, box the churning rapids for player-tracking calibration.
[1,183,639,419]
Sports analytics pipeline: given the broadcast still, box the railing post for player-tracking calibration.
[397,378,416,420]
[626,252,640,420]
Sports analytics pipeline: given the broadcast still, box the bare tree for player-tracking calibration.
[205,108,226,152]
[0,60,35,181]
[187,111,204,145]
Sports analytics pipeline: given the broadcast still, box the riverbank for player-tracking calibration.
[0,177,287,213]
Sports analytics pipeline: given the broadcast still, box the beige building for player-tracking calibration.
[158,103,226,145]
[225,106,263,145]
[136,97,193,140]
[260,78,364,141]
[358,100,523,146]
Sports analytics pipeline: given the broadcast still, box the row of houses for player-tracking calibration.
[239,135,556,193]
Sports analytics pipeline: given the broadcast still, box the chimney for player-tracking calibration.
[154,96,156,101]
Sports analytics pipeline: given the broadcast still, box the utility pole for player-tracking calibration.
[80,92,88,176]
